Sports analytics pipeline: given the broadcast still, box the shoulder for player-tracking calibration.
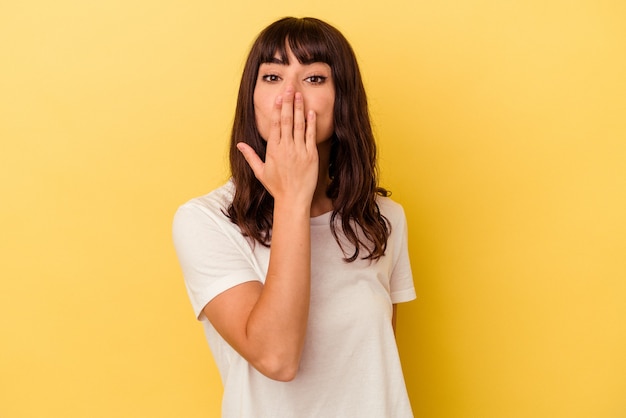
[172,179,253,266]
[173,180,236,235]
[174,180,234,220]
[375,194,406,222]
[178,180,234,213]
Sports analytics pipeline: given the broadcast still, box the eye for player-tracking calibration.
[261,74,280,82]
[305,75,327,85]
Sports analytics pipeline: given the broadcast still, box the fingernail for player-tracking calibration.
[276,95,282,105]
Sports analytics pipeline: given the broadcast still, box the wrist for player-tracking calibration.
[273,199,311,219]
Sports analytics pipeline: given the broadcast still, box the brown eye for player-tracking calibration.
[305,75,327,84]
[262,74,280,82]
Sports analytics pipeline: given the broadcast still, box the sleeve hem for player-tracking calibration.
[390,287,417,304]
[190,274,262,321]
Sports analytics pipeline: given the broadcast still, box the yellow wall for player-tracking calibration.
[1,1,625,417]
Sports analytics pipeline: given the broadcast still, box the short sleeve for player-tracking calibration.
[172,202,262,320]
[388,204,416,304]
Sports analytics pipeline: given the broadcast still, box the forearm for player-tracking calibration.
[245,200,311,379]
[224,86,317,380]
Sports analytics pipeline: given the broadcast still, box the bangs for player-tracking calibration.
[256,18,334,66]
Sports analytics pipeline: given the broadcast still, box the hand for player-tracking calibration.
[237,87,319,207]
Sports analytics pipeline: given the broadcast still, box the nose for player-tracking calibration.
[281,81,297,95]
[278,81,306,112]
[280,82,305,110]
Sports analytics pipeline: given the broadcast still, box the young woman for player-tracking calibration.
[173,17,415,417]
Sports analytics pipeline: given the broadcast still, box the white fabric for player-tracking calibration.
[173,180,416,418]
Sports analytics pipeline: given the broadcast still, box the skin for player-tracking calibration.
[202,46,397,382]
[252,48,336,216]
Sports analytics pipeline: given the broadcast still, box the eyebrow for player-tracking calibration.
[262,57,328,67]
[264,57,286,65]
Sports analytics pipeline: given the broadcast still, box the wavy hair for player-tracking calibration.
[227,17,390,262]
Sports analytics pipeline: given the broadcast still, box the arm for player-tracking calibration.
[203,88,318,382]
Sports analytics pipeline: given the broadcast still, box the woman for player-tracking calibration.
[173,17,415,417]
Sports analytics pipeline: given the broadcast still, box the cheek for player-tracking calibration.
[305,94,333,115]
[305,95,335,138]
[316,113,335,141]
[253,94,271,140]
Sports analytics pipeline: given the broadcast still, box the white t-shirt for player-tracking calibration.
[173,180,416,417]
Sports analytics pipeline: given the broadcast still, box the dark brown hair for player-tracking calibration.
[227,17,390,261]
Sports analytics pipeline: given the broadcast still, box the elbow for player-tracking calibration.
[255,354,301,382]
[242,329,306,381]
[266,366,299,382]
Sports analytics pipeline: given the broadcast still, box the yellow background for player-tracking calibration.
[1,0,625,417]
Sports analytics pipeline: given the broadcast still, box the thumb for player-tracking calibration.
[236,142,264,179]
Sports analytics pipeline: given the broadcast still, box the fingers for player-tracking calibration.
[280,86,295,141]
[305,110,316,151]
[236,142,264,178]
[293,92,305,146]
[271,87,307,148]
[239,88,318,201]
[268,95,282,145]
